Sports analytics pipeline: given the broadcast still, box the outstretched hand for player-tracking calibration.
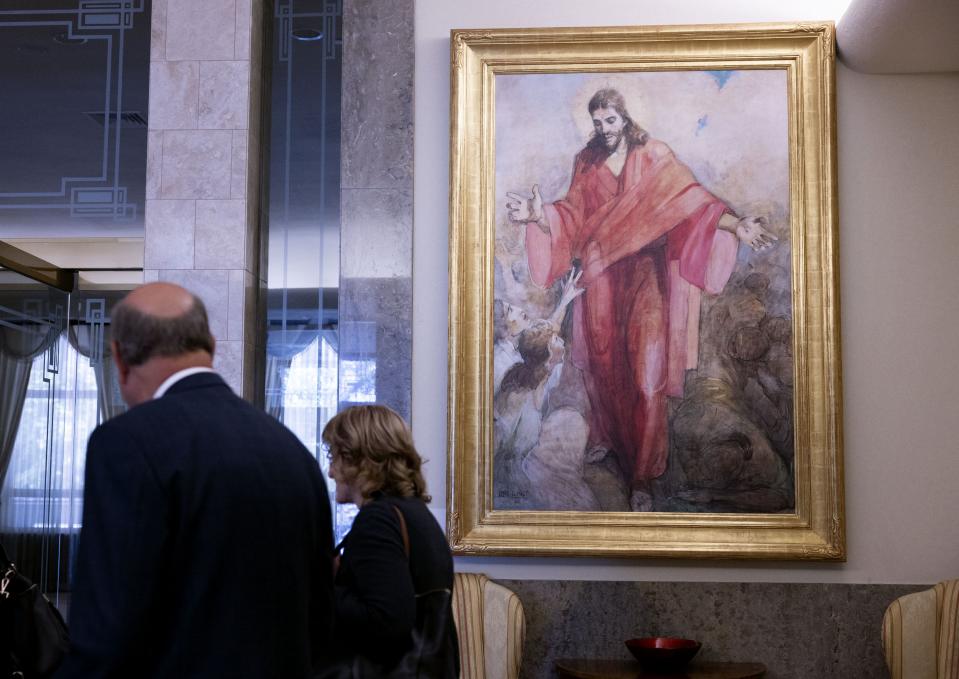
[547,268,585,330]
[506,184,545,229]
[559,268,585,308]
[735,216,778,252]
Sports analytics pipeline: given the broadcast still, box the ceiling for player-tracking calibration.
[837,0,959,73]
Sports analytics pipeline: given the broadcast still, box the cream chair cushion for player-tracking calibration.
[883,579,959,679]
[452,572,526,679]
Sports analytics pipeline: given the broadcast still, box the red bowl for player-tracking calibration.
[625,637,702,672]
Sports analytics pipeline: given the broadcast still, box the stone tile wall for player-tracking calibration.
[144,0,265,397]
[340,0,414,419]
[500,579,923,679]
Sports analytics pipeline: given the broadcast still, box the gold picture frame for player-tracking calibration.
[447,23,843,559]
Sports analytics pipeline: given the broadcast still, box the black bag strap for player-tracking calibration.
[391,504,410,559]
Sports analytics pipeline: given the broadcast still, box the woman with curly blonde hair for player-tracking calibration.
[321,405,458,677]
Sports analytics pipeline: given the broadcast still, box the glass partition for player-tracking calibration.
[0,270,127,606]
[0,0,150,603]
[264,0,353,539]
[264,1,415,542]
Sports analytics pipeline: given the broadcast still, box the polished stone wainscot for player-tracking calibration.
[498,580,925,679]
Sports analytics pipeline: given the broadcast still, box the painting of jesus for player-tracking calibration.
[492,70,792,514]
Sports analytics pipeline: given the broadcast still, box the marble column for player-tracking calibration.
[340,0,414,420]
[144,0,268,398]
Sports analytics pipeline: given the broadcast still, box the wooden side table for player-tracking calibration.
[555,658,767,678]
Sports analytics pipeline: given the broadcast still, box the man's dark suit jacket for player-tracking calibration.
[55,372,334,679]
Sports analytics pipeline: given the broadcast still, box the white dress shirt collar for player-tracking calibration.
[153,367,217,400]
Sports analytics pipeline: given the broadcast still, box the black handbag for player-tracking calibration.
[318,503,459,679]
[0,544,70,679]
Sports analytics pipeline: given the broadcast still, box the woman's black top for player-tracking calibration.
[333,493,456,669]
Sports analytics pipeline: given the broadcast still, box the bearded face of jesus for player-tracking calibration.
[591,106,626,151]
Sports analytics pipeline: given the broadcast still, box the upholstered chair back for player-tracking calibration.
[882,579,959,679]
[452,572,526,679]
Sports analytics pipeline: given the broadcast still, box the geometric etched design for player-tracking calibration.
[70,187,135,220]
[275,0,343,63]
[0,1,147,222]
[83,297,107,368]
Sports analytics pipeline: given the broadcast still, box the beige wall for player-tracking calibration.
[144,0,264,398]
[414,0,959,583]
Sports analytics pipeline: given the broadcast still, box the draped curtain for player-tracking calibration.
[265,326,322,420]
[0,321,61,489]
[68,323,126,422]
[0,300,117,597]
[265,327,339,459]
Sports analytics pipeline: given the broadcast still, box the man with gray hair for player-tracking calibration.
[56,282,334,678]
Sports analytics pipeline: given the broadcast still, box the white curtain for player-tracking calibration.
[0,333,97,534]
[69,323,126,423]
[281,335,340,456]
[0,321,61,489]
[264,326,321,420]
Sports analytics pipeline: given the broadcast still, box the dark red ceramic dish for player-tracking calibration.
[624,637,702,672]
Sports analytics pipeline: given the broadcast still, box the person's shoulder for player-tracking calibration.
[351,497,404,536]
[91,399,158,440]
[361,494,430,519]
[85,411,156,472]
[638,137,673,160]
[389,496,439,527]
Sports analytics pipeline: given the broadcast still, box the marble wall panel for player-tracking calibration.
[154,268,231,339]
[150,0,167,61]
[235,0,253,61]
[227,269,257,345]
[199,61,250,130]
[149,61,199,130]
[231,131,249,199]
[147,0,267,401]
[496,579,925,679]
[339,277,413,421]
[144,199,195,269]
[160,130,233,199]
[339,0,415,422]
[165,0,237,62]
[214,339,245,395]
[340,189,413,278]
[341,0,414,190]
[195,199,247,270]
[146,131,163,200]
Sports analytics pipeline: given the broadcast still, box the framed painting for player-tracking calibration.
[447,23,844,559]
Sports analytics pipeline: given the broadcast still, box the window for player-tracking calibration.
[1,333,97,533]
[281,334,381,543]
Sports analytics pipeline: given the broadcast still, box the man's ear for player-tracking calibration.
[209,336,216,360]
[111,340,129,384]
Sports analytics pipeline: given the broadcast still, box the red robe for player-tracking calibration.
[525,139,738,484]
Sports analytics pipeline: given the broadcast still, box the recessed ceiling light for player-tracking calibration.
[53,32,87,45]
[291,28,324,41]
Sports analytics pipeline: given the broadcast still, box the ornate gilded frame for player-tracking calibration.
[447,23,843,559]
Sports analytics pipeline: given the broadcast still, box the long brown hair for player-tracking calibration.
[321,405,431,502]
[584,87,649,157]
